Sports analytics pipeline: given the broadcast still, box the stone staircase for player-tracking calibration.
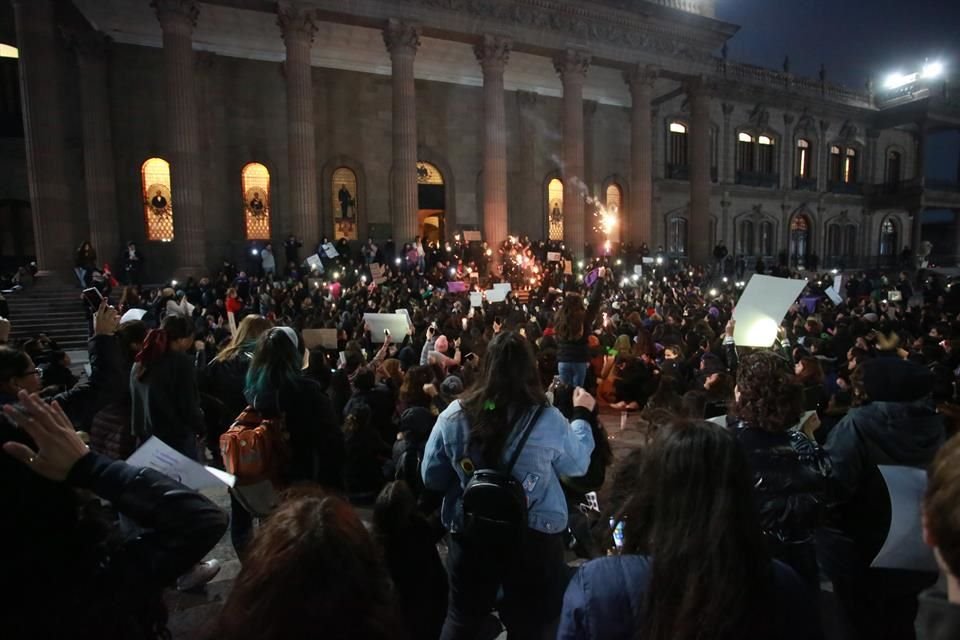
[5,277,90,350]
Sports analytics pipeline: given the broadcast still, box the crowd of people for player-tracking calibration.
[1,231,960,640]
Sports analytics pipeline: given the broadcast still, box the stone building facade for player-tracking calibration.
[3,0,959,277]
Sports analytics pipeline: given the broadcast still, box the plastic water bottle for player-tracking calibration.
[620,411,627,432]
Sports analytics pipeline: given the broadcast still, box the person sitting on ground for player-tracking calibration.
[557,420,823,640]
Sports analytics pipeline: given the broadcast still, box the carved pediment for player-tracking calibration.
[838,120,859,141]
[748,103,770,127]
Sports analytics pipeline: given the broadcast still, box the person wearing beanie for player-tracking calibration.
[821,356,945,638]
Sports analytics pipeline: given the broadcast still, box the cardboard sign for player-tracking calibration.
[888,290,903,302]
[547,251,561,263]
[302,328,338,350]
[370,262,387,285]
[363,313,411,342]
[732,275,806,347]
[469,292,483,308]
[825,286,843,306]
[493,282,512,292]
[463,230,482,242]
[563,261,573,275]
[306,254,323,271]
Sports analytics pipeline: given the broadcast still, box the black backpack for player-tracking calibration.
[460,405,545,545]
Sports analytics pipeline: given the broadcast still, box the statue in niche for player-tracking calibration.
[338,184,354,219]
[249,191,265,216]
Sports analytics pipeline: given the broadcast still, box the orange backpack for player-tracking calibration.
[219,407,289,487]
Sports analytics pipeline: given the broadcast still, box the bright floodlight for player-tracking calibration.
[922,60,944,79]
[884,72,909,89]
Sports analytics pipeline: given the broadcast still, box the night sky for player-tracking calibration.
[716,0,960,184]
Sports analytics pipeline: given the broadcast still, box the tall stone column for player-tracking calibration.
[383,20,421,245]
[554,50,590,257]
[782,114,795,190]
[68,31,120,266]
[475,35,511,256]
[278,3,319,248]
[153,0,206,275]
[12,0,74,270]
[721,103,734,184]
[625,65,656,247]
[515,91,539,240]
[865,128,880,185]
[687,78,712,265]
[818,120,831,192]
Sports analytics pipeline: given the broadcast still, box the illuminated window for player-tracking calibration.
[547,178,564,241]
[141,157,173,242]
[668,121,688,168]
[843,148,858,183]
[0,44,17,59]
[758,135,775,173]
[241,162,271,241]
[333,167,359,241]
[736,132,755,171]
[879,217,898,256]
[796,139,811,178]
[758,135,772,145]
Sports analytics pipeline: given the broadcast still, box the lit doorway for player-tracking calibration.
[417,161,444,245]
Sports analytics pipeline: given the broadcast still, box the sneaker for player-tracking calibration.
[176,559,221,592]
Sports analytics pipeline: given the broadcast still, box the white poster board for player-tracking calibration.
[306,254,323,271]
[872,465,938,572]
[485,288,509,303]
[127,436,235,490]
[395,308,413,332]
[642,257,655,264]
[547,252,561,263]
[363,313,410,342]
[302,328,338,350]
[732,275,806,347]
[469,292,484,308]
[833,275,844,297]
[825,286,843,306]
[633,265,643,276]
[321,243,339,259]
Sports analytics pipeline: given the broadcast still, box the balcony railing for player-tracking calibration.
[736,171,780,188]
[666,165,718,182]
[828,181,863,195]
[794,177,818,191]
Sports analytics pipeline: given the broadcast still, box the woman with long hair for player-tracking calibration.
[795,355,827,411]
[558,420,822,640]
[554,273,604,387]
[422,331,596,639]
[130,315,205,458]
[208,489,399,640]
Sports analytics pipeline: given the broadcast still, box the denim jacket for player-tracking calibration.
[421,400,595,535]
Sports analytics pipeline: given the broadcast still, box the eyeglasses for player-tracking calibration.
[19,368,41,378]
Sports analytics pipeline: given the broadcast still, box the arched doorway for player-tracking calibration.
[879,217,898,264]
[789,213,811,267]
[417,161,445,245]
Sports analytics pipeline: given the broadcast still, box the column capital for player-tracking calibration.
[553,49,590,82]
[383,19,421,58]
[62,29,111,62]
[783,113,795,127]
[721,102,734,118]
[624,64,657,93]
[683,75,715,101]
[151,0,198,31]
[277,2,318,46]
[474,35,511,74]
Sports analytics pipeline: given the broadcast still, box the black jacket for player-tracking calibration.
[0,446,227,640]
[556,282,603,364]
[730,422,831,579]
[248,376,344,490]
[130,350,205,456]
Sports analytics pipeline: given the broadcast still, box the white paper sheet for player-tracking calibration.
[395,308,414,332]
[321,243,339,259]
[825,286,843,305]
[732,275,806,347]
[469,292,483,308]
[305,254,323,271]
[493,282,512,292]
[119,308,147,324]
[634,265,643,276]
[363,313,411,342]
[833,275,844,296]
[127,436,235,490]
[485,288,509,303]
[872,465,938,572]
[547,252,561,262]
